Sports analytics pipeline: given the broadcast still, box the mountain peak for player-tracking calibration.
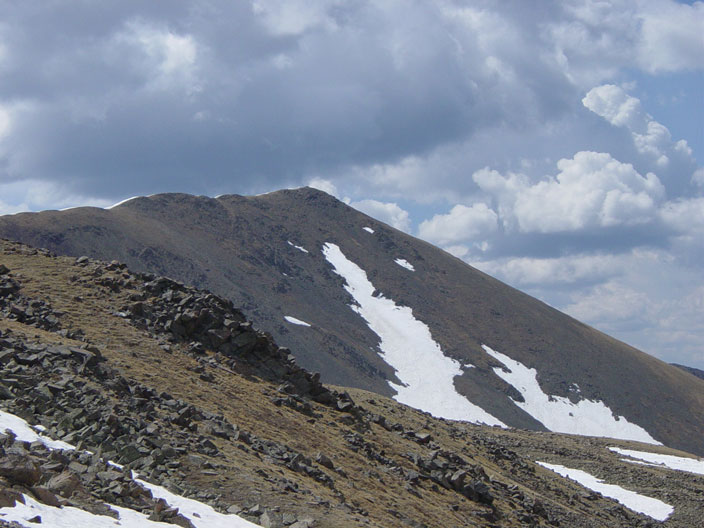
[1,190,702,458]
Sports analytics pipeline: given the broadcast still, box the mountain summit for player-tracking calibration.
[0,188,702,455]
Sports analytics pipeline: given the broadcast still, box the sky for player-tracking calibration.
[0,1,702,368]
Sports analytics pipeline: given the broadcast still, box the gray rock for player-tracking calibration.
[315,452,335,470]
[289,519,315,528]
[0,454,41,485]
[260,511,284,528]
[46,471,81,498]
[30,487,61,507]
[0,488,25,508]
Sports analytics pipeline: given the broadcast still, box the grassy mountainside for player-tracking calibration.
[0,189,702,457]
[1,239,703,527]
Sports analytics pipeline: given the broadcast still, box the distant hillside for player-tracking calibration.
[671,363,704,380]
[1,188,703,457]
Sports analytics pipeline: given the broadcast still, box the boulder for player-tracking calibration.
[0,454,41,485]
[46,471,81,498]
[0,488,25,508]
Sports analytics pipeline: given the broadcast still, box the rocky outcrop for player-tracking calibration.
[119,270,336,407]
[0,327,326,526]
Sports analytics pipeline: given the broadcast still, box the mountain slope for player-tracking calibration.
[0,188,702,456]
[1,239,703,527]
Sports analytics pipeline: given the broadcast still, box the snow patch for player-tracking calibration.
[137,479,261,528]
[363,226,375,234]
[482,345,660,444]
[0,410,261,528]
[0,410,75,451]
[0,494,173,528]
[609,447,704,476]
[394,258,415,271]
[322,242,504,426]
[537,462,673,521]
[105,196,140,209]
[287,240,309,253]
[284,315,311,327]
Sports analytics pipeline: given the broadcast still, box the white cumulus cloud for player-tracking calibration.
[0,104,9,140]
[472,254,623,287]
[349,199,411,232]
[473,151,665,233]
[418,203,498,246]
[636,0,704,74]
[252,0,341,36]
[307,177,339,197]
[582,84,643,128]
[118,22,199,93]
[583,84,699,177]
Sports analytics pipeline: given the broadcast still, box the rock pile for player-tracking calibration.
[119,272,338,407]
[0,327,328,526]
[0,424,197,527]
[0,265,63,334]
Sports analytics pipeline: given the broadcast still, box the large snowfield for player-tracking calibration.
[482,345,660,444]
[322,242,504,426]
[536,462,673,521]
[320,241,663,445]
[0,410,261,528]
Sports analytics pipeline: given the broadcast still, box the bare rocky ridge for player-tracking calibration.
[1,239,703,527]
[0,188,702,456]
[671,364,704,381]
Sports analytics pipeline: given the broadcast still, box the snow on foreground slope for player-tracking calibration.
[322,242,504,426]
[0,410,261,528]
[483,346,660,444]
[610,447,704,475]
[536,462,673,521]
[0,409,74,450]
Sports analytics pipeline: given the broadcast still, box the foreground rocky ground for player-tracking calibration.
[1,238,702,527]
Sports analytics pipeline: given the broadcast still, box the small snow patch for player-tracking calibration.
[394,258,414,271]
[0,494,166,528]
[609,447,704,476]
[287,241,309,253]
[322,242,503,426]
[0,410,74,451]
[137,478,262,528]
[105,196,140,209]
[537,462,673,521]
[0,410,262,528]
[482,345,659,444]
[363,226,375,234]
[284,315,311,327]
